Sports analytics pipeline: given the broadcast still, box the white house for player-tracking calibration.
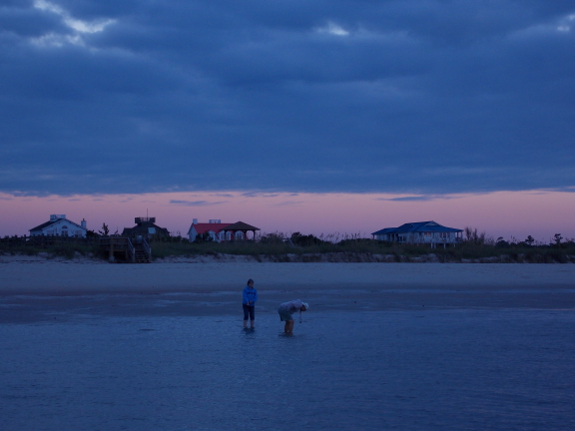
[371,221,463,248]
[29,214,87,238]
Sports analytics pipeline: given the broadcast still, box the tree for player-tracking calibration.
[525,235,534,246]
[99,223,110,236]
[553,233,563,246]
[464,227,486,246]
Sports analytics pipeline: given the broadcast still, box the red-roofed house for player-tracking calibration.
[187,219,260,242]
[187,219,232,243]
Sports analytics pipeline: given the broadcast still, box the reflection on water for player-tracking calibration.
[1,310,574,430]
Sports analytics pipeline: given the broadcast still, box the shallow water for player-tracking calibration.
[1,309,574,430]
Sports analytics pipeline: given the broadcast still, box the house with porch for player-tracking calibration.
[372,221,463,248]
[187,219,260,242]
[29,214,87,238]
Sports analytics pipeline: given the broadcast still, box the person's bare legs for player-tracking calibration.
[284,320,294,333]
[250,319,254,328]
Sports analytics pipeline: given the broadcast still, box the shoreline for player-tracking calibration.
[2,248,575,265]
[1,258,574,323]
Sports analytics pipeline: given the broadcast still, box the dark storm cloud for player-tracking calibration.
[0,0,574,195]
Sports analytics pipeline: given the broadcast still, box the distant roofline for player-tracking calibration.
[188,222,233,235]
[30,217,87,232]
[372,221,462,236]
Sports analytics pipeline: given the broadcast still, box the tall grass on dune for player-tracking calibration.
[148,231,575,263]
[1,231,574,262]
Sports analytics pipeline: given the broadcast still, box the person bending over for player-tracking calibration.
[278,299,309,333]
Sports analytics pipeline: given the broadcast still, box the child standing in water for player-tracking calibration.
[242,279,258,328]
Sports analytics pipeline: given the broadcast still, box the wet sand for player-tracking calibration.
[1,256,574,323]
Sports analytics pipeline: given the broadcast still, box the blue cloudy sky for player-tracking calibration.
[1,0,574,197]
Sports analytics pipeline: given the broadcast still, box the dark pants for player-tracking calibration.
[243,304,255,320]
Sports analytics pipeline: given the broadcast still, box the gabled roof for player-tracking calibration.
[30,217,86,233]
[30,220,57,232]
[372,221,462,236]
[189,223,232,235]
[221,221,260,231]
[371,227,397,236]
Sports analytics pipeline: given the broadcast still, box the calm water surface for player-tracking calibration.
[1,309,574,430]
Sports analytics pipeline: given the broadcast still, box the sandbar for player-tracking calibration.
[1,256,574,323]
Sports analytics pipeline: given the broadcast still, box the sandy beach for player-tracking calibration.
[1,255,574,323]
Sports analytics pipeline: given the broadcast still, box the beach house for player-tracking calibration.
[121,217,170,240]
[187,219,260,242]
[29,214,87,238]
[372,221,463,248]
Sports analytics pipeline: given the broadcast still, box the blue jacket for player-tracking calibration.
[242,286,258,306]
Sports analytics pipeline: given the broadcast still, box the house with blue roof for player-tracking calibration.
[371,221,463,248]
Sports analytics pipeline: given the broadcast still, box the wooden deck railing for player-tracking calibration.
[99,237,136,262]
[99,236,152,263]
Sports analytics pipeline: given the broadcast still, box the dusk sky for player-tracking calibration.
[1,1,574,242]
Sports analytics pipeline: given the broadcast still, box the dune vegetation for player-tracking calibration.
[2,229,574,263]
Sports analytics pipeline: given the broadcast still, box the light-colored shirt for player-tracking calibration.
[278,299,304,315]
